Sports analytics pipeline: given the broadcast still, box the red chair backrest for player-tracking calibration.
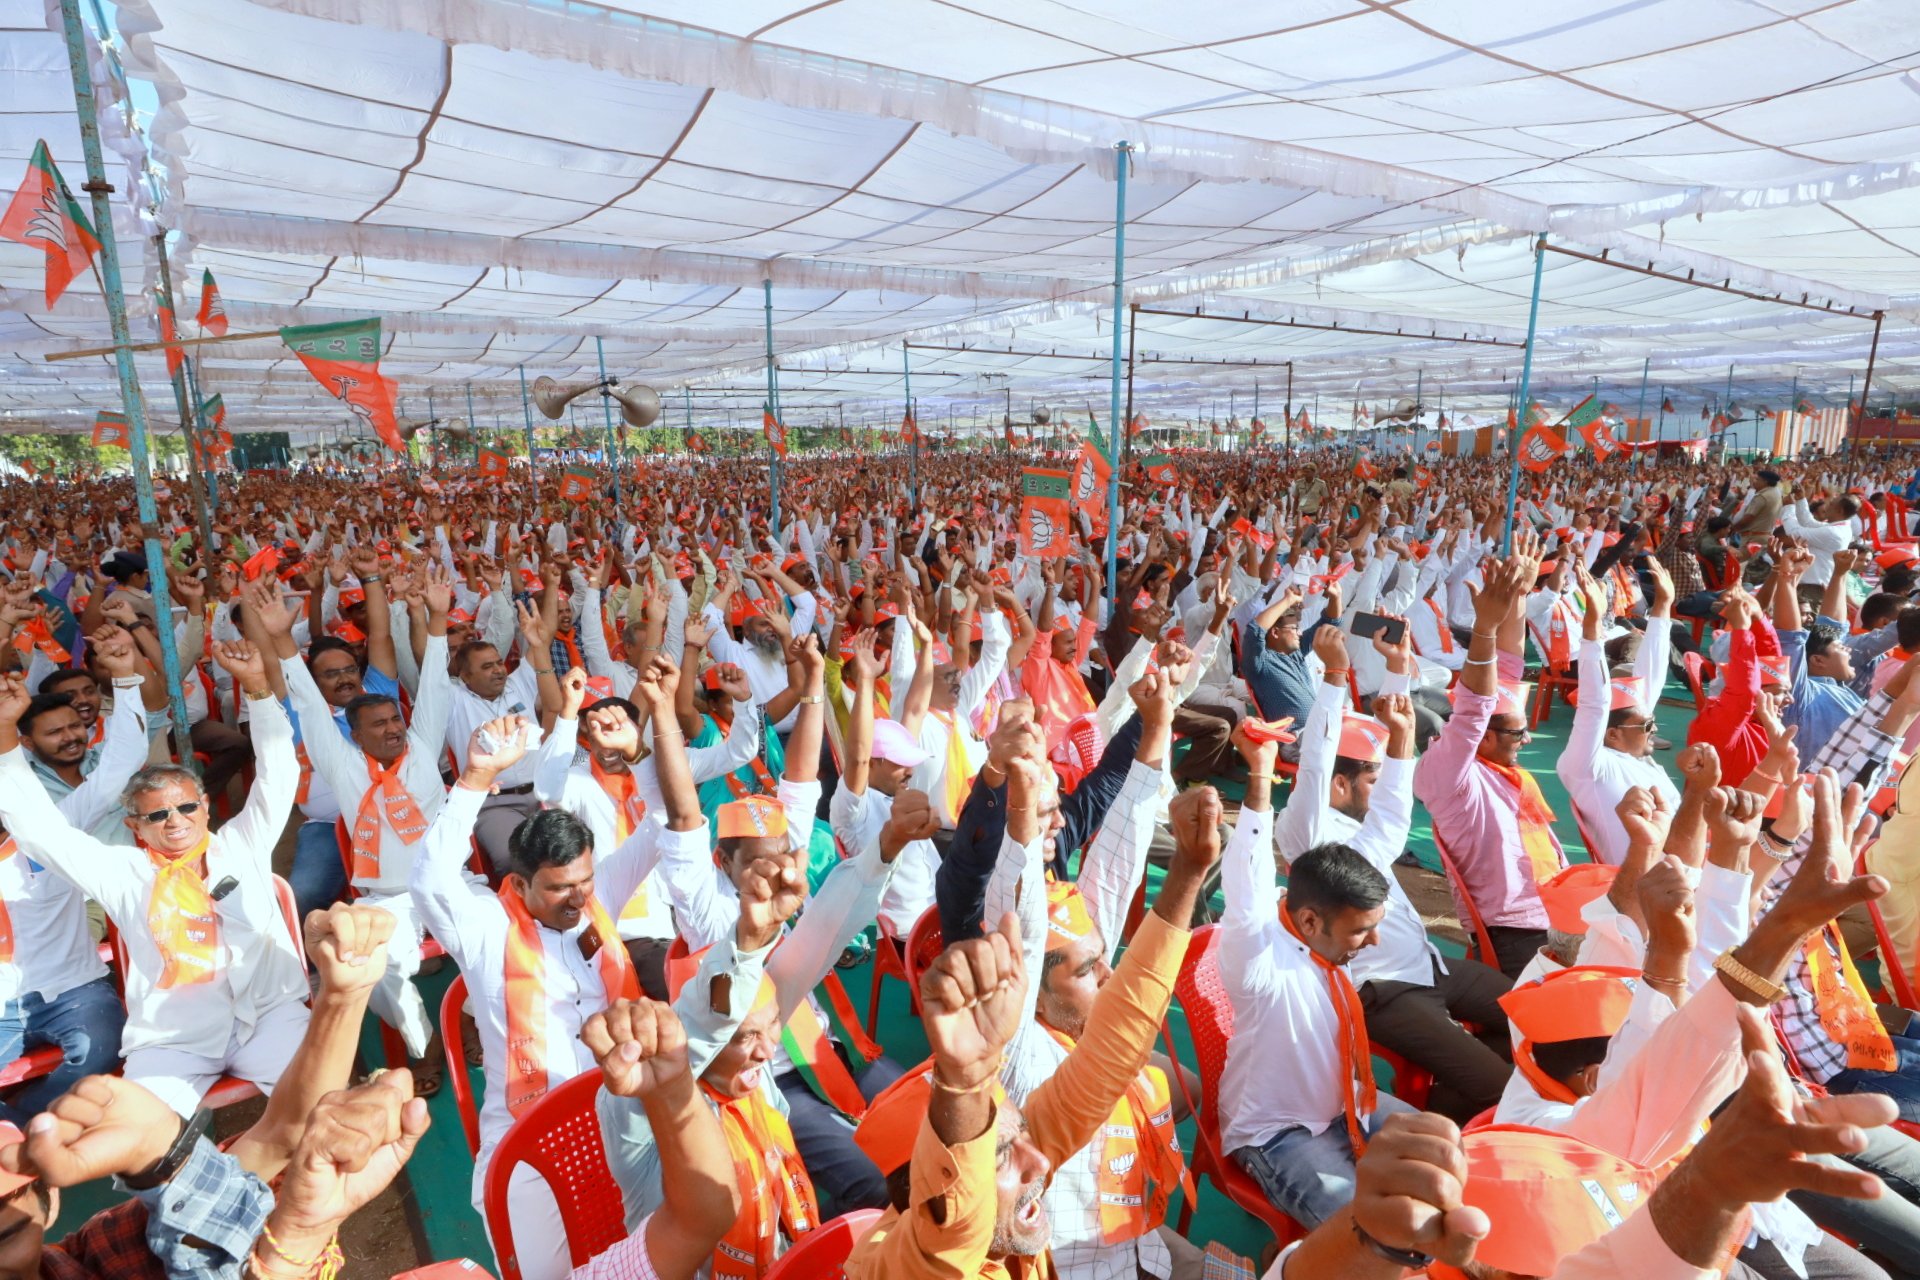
[1682,651,1710,710]
[903,906,944,995]
[1171,924,1232,1139]
[482,1071,627,1280]
[441,974,481,1157]
[1430,829,1498,967]
[763,1208,884,1279]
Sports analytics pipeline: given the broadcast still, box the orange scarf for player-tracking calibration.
[1480,759,1564,886]
[11,617,69,665]
[589,756,647,843]
[0,837,16,963]
[1806,925,1899,1072]
[1279,901,1376,1156]
[929,708,974,823]
[1546,596,1579,671]
[721,752,780,800]
[1419,598,1454,656]
[145,836,219,989]
[703,1082,819,1279]
[352,753,428,881]
[499,886,637,1118]
[1041,1025,1193,1244]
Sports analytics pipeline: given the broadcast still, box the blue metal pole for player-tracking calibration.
[54,0,193,759]
[763,279,781,532]
[595,336,621,510]
[1501,235,1548,554]
[517,365,539,501]
[1105,141,1132,610]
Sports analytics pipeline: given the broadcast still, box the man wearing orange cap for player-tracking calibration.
[1556,565,1678,867]
[1280,626,1514,1123]
[533,665,763,973]
[1414,538,1566,979]
[840,770,1218,1279]
[411,672,709,1280]
[976,669,1202,1280]
[655,645,918,1217]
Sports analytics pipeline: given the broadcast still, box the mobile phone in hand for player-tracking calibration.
[1350,610,1406,647]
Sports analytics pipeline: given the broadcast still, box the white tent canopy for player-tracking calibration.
[4,0,1920,436]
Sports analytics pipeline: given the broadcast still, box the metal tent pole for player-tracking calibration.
[1104,141,1132,608]
[595,336,621,509]
[1847,312,1885,487]
[904,342,917,505]
[1501,235,1548,554]
[151,248,218,559]
[1284,362,1294,455]
[1123,303,1138,464]
[1632,356,1649,473]
[54,0,193,759]
[464,381,476,468]
[517,366,539,501]
[763,279,780,531]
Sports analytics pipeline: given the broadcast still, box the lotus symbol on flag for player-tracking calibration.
[22,185,67,253]
[1027,506,1056,548]
[1526,433,1556,463]
[1073,461,1097,504]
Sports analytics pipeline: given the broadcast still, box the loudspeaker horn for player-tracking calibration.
[532,376,599,421]
[609,384,662,429]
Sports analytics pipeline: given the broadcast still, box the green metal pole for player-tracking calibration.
[763,279,780,531]
[1105,141,1132,608]
[54,0,193,761]
[517,365,539,502]
[595,336,621,510]
[1501,235,1548,554]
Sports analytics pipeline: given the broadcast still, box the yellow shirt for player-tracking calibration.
[843,913,1191,1280]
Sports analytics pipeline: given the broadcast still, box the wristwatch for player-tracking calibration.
[122,1107,209,1190]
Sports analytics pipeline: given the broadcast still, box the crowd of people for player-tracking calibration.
[0,437,1917,1280]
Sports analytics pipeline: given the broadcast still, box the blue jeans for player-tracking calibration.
[0,976,125,1124]
[1231,1095,1416,1229]
[1794,1123,1920,1277]
[1825,1033,1920,1123]
[290,820,348,922]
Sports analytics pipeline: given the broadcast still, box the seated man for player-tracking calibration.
[16,626,156,846]
[0,629,150,1121]
[1414,538,1566,978]
[1556,564,1678,866]
[840,786,1217,1278]
[0,644,307,1119]
[980,667,1202,1280]
[412,660,708,1280]
[1277,626,1512,1123]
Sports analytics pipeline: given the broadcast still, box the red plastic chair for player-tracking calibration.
[0,1046,65,1089]
[1430,830,1498,968]
[1680,651,1713,711]
[483,1070,627,1280]
[902,907,944,997]
[1164,924,1306,1249]
[1530,666,1578,728]
[441,974,481,1158]
[866,919,919,1040]
[1462,1105,1498,1133]
[763,1208,884,1279]
[1373,1046,1433,1110]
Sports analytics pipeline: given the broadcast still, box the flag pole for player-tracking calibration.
[517,365,539,502]
[1847,311,1885,490]
[1284,361,1294,455]
[1501,234,1548,555]
[44,325,285,362]
[763,278,781,533]
[595,336,622,511]
[1105,141,1132,612]
[53,0,193,762]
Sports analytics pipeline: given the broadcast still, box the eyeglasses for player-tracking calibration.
[135,801,203,825]
[1617,718,1657,734]
[1488,726,1531,739]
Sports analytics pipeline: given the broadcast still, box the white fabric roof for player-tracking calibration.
[4,0,1920,436]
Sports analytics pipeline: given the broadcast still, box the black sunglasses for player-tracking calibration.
[136,801,203,825]
[1489,725,1531,739]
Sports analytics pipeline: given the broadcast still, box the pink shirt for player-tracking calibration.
[1411,651,1559,930]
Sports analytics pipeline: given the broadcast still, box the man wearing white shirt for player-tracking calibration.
[1782,491,1862,602]
[413,669,709,1280]
[0,642,308,1120]
[267,572,454,1064]
[1220,729,1414,1230]
[1277,636,1514,1123]
[1556,567,1678,867]
[831,636,940,936]
[700,571,804,736]
[446,582,562,874]
[0,633,149,1120]
[890,604,1010,830]
[532,665,760,966]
